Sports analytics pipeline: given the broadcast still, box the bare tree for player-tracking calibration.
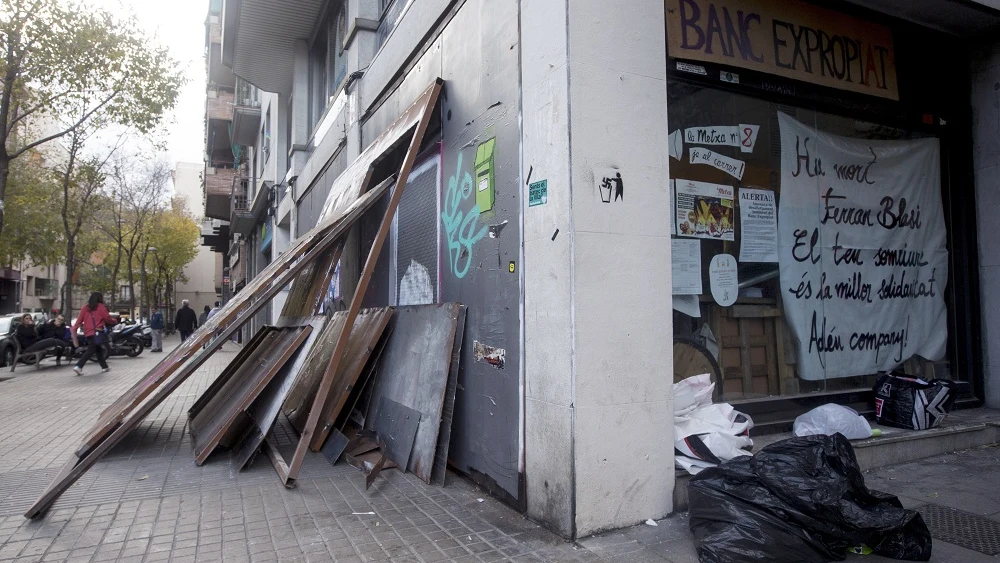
[58,126,127,317]
[98,157,169,317]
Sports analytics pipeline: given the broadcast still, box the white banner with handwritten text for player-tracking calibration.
[777,113,948,380]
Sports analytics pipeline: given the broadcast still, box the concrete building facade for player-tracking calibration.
[173,162,222,313]
[202,0,1000,539]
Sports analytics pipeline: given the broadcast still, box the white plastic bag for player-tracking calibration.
[793,404,872,440]
[674,373,715,416]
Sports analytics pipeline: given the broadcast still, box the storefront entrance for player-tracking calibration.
[666,0,984,427]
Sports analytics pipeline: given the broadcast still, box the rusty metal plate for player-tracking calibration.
[372,396,421,469]
[281,307,393,450]
[189,325,312,465]
[431,305,466,485]
[364,303,462,484]
[232,317,328,470]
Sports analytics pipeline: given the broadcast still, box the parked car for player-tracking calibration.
[0,314,19,367]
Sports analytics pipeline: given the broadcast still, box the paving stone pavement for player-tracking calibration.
[0,334,616,563]
[3,333,997,562]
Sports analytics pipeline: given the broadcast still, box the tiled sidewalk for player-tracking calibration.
[0,336,607,563]
[4,334,994,562]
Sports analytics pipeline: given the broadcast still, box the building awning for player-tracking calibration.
[222,0,324,96]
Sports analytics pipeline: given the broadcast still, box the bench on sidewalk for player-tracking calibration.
[10,338,72,372]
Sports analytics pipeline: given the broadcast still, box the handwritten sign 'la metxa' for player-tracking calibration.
[776,113,947,380]
[665,0,898,100]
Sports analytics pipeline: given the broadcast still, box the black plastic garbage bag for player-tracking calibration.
[688,434,931,563]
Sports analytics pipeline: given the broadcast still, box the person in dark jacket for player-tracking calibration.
[15,314,39,350]
[38,314,74,359]
[198,305,210,328]
[174,300,197,342]
[149,308,164,352]
[71,292,117,375]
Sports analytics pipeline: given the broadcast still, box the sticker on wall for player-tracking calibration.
[668,130,684,161]
[709,254,738,307]
[473,340,506,369]
[689,147,745,180]
[676,61,707,75]
[596,168,624,203]
[720,70,739,84]
[474,137,497,212]
[684,125,760,153]
[508,261,516,273]
[528,179,548,207]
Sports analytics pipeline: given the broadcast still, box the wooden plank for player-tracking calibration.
[739,318,753,396]
[275,80,442,487]
[24,179,392,518]
[364,304,462,484]
[764,318,779,396]
[190,326,312,465]
[725,304,783,318]
[232,316,328,470]
[431,305,466,486]
[72,178,393,459]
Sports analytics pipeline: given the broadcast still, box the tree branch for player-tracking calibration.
[8,89,120,160]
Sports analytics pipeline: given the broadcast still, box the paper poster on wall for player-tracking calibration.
[675,179,735,241]
[684,125,760,153]
[672,295,702,318]
[777,112,949,380]
[672,238,703,295]
[738,188,778,263]
[669,130,684,161]
[669,180,676,235]
[709,254,738,307]
[690,147,746,180]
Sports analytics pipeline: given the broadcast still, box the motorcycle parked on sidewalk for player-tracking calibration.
[73,324,144,362]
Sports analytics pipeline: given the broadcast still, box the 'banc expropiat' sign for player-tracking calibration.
[666,0,898,100]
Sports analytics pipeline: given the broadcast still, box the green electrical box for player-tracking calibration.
[474,137,497,212]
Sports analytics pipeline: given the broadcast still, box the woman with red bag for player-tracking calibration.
[71,292,117,376]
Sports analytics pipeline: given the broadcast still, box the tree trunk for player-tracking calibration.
[63,240,76,318]
[0,151,9,238]
[127,250,136,319]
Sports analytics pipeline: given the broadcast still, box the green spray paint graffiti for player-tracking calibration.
[442,149,489,278]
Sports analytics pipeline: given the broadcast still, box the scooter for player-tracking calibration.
[108,324,145,357]
[73,324,144,362]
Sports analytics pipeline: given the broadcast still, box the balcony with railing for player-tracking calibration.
[207,89,234,122]
[204,167,236,221]
[232,77,261,147]
[230,175,257,235]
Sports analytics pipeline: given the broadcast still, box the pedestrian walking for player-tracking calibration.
[149,308,165,352]
[71,292,117,376]
[198,305,210,328]
[174,300,197,343]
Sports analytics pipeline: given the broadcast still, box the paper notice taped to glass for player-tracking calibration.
[672,238,702,296]
[738,188,778,263]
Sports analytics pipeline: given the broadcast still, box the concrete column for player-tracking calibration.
[289,40,311,187]
[521,0,575,540]
[566,0,672,537]
[522,0,672,538]
[972,41,1000,408]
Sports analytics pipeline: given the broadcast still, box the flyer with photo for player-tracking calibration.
[675,179,735,241]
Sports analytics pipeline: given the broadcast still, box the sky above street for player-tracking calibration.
[61,0,208,167]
